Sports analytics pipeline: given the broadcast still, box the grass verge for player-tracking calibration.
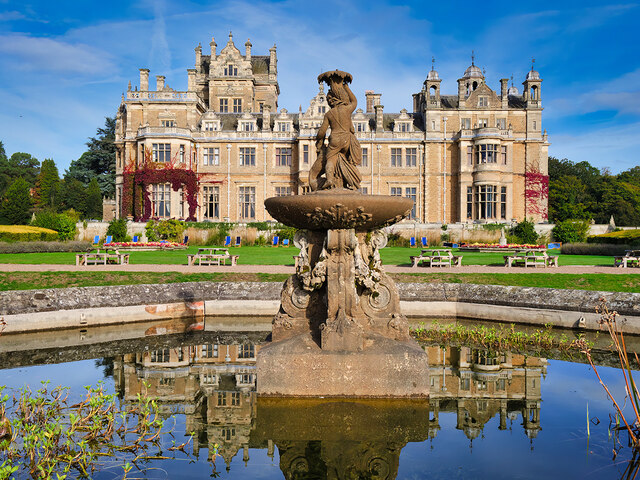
[0,271,637,292]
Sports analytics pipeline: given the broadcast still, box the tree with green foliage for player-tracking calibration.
[85,177,103,219]
[510,218,539,244]
[67,117,116,198]
[552,220,591,244]
[0,178,32,225]
[34,159,60,210]
[106,218,130,242]
[0,152,40,197]
[58,178,87,215]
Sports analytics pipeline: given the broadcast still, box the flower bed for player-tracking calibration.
[104,241,187,251]
[458,243,547,252]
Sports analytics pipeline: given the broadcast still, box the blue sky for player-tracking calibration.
[0,0,638,174]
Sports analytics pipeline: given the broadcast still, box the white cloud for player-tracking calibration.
[0,10,25,21]
[0,34,116,75]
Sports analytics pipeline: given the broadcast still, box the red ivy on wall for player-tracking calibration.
[121,150,198,221]
[525,171,549,220]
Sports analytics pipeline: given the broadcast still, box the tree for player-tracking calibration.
[548,175,592,222]
[0,152,40,197]
[34,159,60,210]
[58,178,87,215]
[1,177,32,225]
[85,177,103,219]
[66,117,116,198]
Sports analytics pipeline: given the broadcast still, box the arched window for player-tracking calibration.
[429,85,437,98]
[531,86,538,100]
[472,81,478,90]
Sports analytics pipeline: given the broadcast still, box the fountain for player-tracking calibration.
[257,70,429,397]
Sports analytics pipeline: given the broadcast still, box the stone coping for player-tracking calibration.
[1,281,638,318]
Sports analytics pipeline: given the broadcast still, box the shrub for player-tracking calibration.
[552,220,590,244]
[106,218,130,242]
[587,229,640,245]
[482,223,506,231]
[561,242,630,256]
[1,177,32,225]
[387,232,410,247]
[0,225,58,242]
[32,211,78,241]
[509,219,539,244]
[247,221,271,231]
[0,240,92,254]
[145,219,185,242]
[274,225,297,242]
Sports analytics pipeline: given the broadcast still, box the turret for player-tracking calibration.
[523,60,542,108]
[424,58,441,109]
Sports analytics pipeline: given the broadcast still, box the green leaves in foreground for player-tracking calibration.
[0,381,205,479]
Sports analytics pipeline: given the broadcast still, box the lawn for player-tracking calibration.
[0,245,615,266]
[0,271,637,292]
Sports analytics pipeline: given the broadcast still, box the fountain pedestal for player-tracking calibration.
[257,191,429,397]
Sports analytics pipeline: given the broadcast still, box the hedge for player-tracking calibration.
[0,225,59,242]
[587,229,640,245]
[0,241,92,254]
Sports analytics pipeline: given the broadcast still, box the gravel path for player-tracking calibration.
[0,263,637,275]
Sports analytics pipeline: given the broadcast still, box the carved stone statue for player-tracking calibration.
[259,70,429,398]
[309,70,362,191]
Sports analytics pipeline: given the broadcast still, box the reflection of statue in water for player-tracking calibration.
[309,70,362,191]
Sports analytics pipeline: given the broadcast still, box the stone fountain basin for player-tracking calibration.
[265,191,413,231]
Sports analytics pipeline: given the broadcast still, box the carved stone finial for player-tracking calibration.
[471,50,475,66]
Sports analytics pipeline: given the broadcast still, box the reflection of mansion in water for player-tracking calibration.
[113,342,546,472]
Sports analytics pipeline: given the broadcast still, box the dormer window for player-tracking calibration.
[478,96,488,107]
[240,122,254,132]
[398,122,409,132]
[224,64,238,76]
[203,122,217,132]
[317,106,326,115]
[161,120,175,127]
[355,122,366,132]
[277,122,290,132]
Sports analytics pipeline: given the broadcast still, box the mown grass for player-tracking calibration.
[0,271,637,292]
[0,271,289,291]
[0,245,616,266]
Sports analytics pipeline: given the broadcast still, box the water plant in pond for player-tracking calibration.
[582,300,640,457]
[0,380,212,479]
[412,321,591,355]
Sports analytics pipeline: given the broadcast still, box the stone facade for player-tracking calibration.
[114,34,548,223]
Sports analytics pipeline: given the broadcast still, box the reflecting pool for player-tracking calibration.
[0,319,636,479]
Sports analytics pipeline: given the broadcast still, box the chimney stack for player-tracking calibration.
[156,75,165,91]
[187,69,196,91]
[245,39,252,61]
[500,78,509,109]
[269,45,277,78]
[365,91,381,114]
[139,68,149,91]
[195,44,202,72]
[374,104,384,132]
[210,37,217,58]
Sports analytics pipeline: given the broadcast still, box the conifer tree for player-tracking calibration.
[85,177,103,219]
[35,159,60,209]
[1,177,32,224]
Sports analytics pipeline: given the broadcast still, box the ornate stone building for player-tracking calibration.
[114,34,548,224]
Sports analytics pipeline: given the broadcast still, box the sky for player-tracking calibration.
[0,0,638,174]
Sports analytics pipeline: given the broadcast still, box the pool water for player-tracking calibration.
[0,323,636,479]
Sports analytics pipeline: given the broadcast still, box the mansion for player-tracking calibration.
[114,33,549,224]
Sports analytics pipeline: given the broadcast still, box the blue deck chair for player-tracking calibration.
[105,235,112,244]
[282,238,290,247]
[421,237,428,247]
[234,236,242,247]
[132,235,139,243]
[410,237,416,247]
[224,236,231,247]
[272,236,279,247]
[92,235,100,245]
